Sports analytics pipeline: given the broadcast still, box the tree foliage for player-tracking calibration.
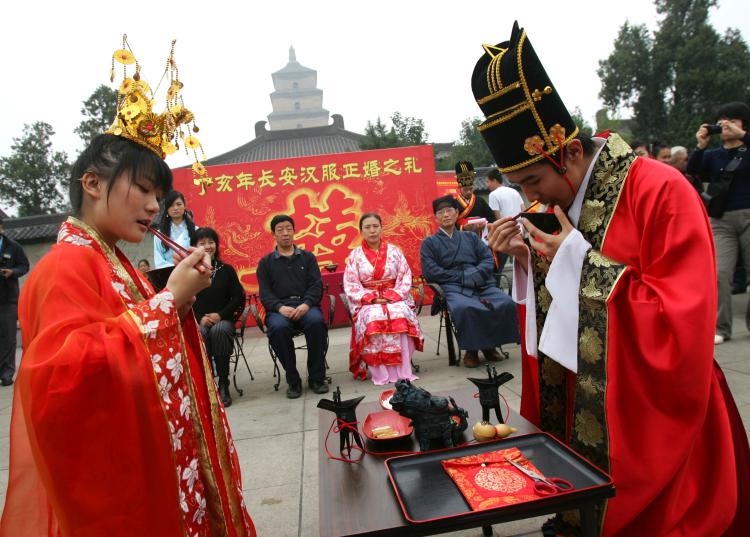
[598,0,750,147]
[437,117,495,170]
[360,112,428,150]
[0,122,70,216]
[74,84,118,147]
[570,107,594,137]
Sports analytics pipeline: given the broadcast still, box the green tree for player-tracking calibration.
[0,122,70,216]
[74,84,118,147]
[598,0,750,147]
[570,107,594,136]
[360,112,428,150]
[438,117,494,170]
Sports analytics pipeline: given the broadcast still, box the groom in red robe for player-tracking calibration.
[482,22,749,536]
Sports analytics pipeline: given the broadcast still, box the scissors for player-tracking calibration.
[504,456,574,496]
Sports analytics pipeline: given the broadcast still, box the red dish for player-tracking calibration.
[363,410,413,441]
[379,389,396,410]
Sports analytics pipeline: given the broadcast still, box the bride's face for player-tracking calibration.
[360,216,382,245]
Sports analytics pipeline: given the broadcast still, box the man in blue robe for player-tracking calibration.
[420,195,520,367]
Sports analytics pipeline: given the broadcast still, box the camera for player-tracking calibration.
[706,124,723,135]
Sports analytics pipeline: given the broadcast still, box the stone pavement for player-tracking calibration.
[0,293,748,536]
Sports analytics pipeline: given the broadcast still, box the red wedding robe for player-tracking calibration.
[518,145,749,535]
[0,218,256,537]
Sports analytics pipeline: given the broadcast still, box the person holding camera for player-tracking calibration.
[687,102,750,344]
[0,219,29,386]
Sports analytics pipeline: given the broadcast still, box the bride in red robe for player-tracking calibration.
[344,213,423,384]
[0,133,256,536]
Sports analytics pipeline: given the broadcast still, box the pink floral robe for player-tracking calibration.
[343,242,423,385]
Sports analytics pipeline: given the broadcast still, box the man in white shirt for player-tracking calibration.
[487,168,524,220]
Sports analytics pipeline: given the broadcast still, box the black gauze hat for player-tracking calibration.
[432,195,460,213]
[454,161,476,187]
[471,21,578,173]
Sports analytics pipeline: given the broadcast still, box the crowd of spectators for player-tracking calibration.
[633,102,750,343]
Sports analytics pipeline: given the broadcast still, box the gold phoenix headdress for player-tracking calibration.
[106,35,208,178]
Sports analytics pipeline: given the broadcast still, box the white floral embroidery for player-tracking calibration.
[179,490,189,513]
[151,354,163,374]
[182,458,199,492]
[159,375,173,403]
[61,234,92,247]
[150,292,174,314]
[111,281,130,300]
[144,319,160,338]
[169,422,184,451]
[178,388,191,419]
[193,492,206,524]
[167,353,183,383]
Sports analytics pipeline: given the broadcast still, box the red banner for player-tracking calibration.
[173,145,438,294]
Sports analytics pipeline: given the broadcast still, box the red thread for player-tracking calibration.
[472,391,511,424]
[534,135,576,196]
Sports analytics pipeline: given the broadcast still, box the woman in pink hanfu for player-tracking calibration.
[344,213,424,385]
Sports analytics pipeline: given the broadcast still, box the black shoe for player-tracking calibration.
[1,378,13,387]
[218,379,232,408]
[308,379,329,394]
[286,382,302,399]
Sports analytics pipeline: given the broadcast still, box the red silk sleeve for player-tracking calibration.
[382,290,402,303]
[1,246,185,537]
[597,158,739,535]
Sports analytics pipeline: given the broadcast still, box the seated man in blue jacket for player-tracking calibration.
[420,196,519,367]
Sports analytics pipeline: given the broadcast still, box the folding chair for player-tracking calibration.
[229,297,255,396]
[422,280,460,366]
[249,287,334,391]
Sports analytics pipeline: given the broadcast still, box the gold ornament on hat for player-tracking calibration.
[106,34,207,181]
[523,135,545,156]
[548,124,566,143]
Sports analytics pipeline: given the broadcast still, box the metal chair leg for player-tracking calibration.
[231,354,244,397]
[444,311,459,366]
[323,333,332,384]
[268,342,282,391]
[436,312,444,356]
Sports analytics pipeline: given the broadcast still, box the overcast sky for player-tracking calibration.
[2,0,748,214]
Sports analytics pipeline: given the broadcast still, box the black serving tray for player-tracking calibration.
[385,432,614,524]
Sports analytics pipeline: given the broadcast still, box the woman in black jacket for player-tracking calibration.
[192,227,245,407]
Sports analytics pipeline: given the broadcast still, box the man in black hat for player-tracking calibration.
[481,22,748,535]
[257,214,328,398]
[420,195,519,368]
[453,161,495,242]
[0,218,28,386]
